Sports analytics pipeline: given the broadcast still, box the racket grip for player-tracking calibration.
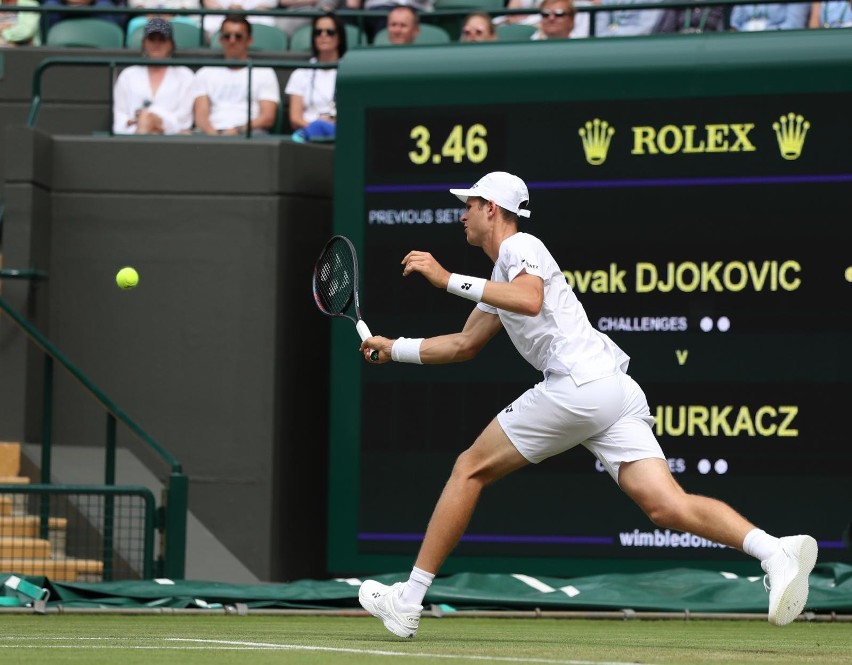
[355,320,380,362]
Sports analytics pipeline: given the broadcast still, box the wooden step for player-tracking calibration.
[0,558,104,583]
[0,537,51,559]
[0,476,31,485]
[0,516,68,538]
[0,442,21,476]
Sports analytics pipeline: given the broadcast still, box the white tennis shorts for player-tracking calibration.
[496,370,664,484]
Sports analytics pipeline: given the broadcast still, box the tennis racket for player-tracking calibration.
[312,235,380,362]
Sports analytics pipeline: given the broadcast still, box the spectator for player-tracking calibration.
[729,3,810,30]
[275,0,339,39]
[42,0,125,32]
[125,0,202,40]
[531,0,576,39]
[384,4,420,43]
[654,0,725,33]
[808,0,851,27]
[345,0,433,41]
[594,0,665,37]
[0,0,41,46]
[460,11,496,41]
[113,18,195,134]
[286,12,346,142]
[192,14,281,135]
[497,0,594,37]
[201,0,278,41]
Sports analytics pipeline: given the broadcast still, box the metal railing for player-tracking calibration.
[0,275,188,579]
[0,484,156,581]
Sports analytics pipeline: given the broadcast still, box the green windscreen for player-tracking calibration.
[329,30,852,577]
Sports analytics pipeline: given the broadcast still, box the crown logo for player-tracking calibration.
[579,119,615,166]
[772,113,810,161]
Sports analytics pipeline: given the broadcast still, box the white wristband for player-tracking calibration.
[447,273,486,303]
[391,337,424,364]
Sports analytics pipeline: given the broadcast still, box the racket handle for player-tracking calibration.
[355,320,380,362]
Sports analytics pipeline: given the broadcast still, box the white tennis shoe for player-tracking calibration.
[762,534,818,626]
[358,580,421,638]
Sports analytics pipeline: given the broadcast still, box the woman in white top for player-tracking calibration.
[112,18,195,135]
[284,12,347,142]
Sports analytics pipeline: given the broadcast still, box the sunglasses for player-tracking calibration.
[220,32,247,41]
[313,27,338,36]
[540,9,570,18]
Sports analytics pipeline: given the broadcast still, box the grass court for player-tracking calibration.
[1,613,850,665]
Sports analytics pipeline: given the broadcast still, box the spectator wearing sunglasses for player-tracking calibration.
[531,0,576,39]
[192,15,281,135]
[594,0,665,36]
[285,12,347,142]
[459,12,496,41]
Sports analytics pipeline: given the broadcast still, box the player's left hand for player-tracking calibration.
[401,251,451,289]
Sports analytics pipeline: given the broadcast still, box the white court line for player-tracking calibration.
[0,636,659,665]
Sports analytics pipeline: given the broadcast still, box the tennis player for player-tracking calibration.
[358,171,817,638]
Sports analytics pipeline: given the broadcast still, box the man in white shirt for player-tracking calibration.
[192,14,281,135]
[356,171,819,639]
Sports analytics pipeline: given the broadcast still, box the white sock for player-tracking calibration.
[400,566,434,608]
[742,528,781,562]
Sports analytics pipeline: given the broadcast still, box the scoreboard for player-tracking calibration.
[328,30,852,576]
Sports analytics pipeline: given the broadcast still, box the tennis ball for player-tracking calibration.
[116,266,139,290]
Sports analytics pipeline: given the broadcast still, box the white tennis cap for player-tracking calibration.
[450,172,531,218]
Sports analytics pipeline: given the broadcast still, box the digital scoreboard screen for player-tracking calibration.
[329,35,852,576]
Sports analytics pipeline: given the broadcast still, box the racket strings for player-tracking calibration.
[315,244,355,315]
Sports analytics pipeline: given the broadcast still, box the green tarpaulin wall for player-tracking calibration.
[2,564,851,613]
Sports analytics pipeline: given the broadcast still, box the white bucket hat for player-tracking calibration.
[450,172,531,218]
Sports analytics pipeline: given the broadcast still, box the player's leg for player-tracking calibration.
[618,457,755,548]
[414,416,529,573]
[600,372,817,626]
[359,416,527,638]
[618,457,817,626]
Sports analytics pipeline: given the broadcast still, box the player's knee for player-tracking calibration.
[639,496,683,528]
[450,450,492,487]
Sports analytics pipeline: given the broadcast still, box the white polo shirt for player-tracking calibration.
[478,232,630,385]
[192,65,280,130]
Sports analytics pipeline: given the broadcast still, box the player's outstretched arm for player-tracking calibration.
[360,308,502,365]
